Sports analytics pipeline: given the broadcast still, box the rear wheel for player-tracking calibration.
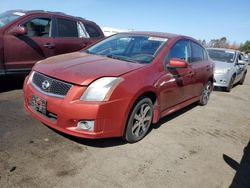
[199,81,212,106]
[124,97,153,143]
[225,75,235,92]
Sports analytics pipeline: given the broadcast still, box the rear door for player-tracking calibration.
[3,16,55,70]
[189,41,211,97]
[53,17,92,55]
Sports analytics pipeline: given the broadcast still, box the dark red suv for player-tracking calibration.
[0,10,104,76]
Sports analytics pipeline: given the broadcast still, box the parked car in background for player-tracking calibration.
[0,10,104,76]
[24,32,214,143]
[207,48,247,92]
[244,55,250,65]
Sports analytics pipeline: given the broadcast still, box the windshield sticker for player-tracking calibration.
[13,12,26,16]
[148,37,167,42]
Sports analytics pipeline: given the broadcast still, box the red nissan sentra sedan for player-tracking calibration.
[23,32,214,143]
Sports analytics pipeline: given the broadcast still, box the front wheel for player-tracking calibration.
[199,81,212,106]
[239,72,247,85]
[225,75,235,92]
[123,97,153,143]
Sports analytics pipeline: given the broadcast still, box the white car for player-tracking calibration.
[207,48,247,92]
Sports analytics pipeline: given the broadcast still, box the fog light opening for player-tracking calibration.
[220,79,227,84]
[77,120,94,131]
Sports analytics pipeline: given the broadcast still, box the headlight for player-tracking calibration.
[80,77,123,101]
[215,68,230,74]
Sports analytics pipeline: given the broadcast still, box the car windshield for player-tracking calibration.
[0,11,25,28]
[207,49,235,63]
[85,34,168,64]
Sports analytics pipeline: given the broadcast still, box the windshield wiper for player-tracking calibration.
[106,54,139,64]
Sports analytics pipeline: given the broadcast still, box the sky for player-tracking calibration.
[1,0,250,44]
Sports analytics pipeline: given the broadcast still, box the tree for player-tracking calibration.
[201,39,207,47]
[239,41,250,53]
[198,39,207,47]
[213,37,228,48]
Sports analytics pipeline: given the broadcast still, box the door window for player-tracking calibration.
[166,40,191,64]
[191,42,205,63]
[238,54,243,61]
[57,18,78,37]
[23,18,51,37]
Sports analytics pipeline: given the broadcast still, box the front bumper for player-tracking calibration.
[213,73,231,87]
[23,78,131,139]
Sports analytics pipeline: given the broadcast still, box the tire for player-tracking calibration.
[123,97,153,143]
[239,72,247,85]
[198,81,212,106]
[225,75,235,92]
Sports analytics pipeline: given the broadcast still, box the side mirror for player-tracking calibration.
[237,60,245,65]
[167,58,188,69]
[8,26,27,36]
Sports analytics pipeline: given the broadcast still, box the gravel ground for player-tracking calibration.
[0,67,249,188]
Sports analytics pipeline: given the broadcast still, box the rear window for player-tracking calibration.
[57,18,78,37]
[85,24,101,38]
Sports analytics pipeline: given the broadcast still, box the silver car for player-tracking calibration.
[244,55,250,65]
[207,48,247,92]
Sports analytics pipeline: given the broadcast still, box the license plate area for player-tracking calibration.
[30,95,47,115]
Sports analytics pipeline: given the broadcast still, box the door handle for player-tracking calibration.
[43,43,55,49]
[206,65,210,71]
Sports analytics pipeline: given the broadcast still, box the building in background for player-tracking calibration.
[101,27,132,37]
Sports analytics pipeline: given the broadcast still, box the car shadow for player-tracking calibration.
[213,86,225,92]
[46,126,126,148]
[0,75,27,93]
[213,84,241,92]
[223,140,250,188]
[46,103,198,147]
[152,102,198,130]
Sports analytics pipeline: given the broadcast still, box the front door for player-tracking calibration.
[3,16,55,71]
[160,39,193,112]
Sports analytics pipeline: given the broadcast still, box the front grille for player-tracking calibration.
[32,71,72,97]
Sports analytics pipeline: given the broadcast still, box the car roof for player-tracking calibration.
[207,48,238,53]
[8,9,88,22]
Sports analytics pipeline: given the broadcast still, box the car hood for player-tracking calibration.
[33,52,144,86]
[213,60,234,70]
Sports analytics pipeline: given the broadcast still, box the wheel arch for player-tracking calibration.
[122,89,160,136]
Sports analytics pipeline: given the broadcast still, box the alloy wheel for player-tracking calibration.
[199,81,212,106]
[131,103,152,137]
[226,76,235,92]
[124,97,153,143]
